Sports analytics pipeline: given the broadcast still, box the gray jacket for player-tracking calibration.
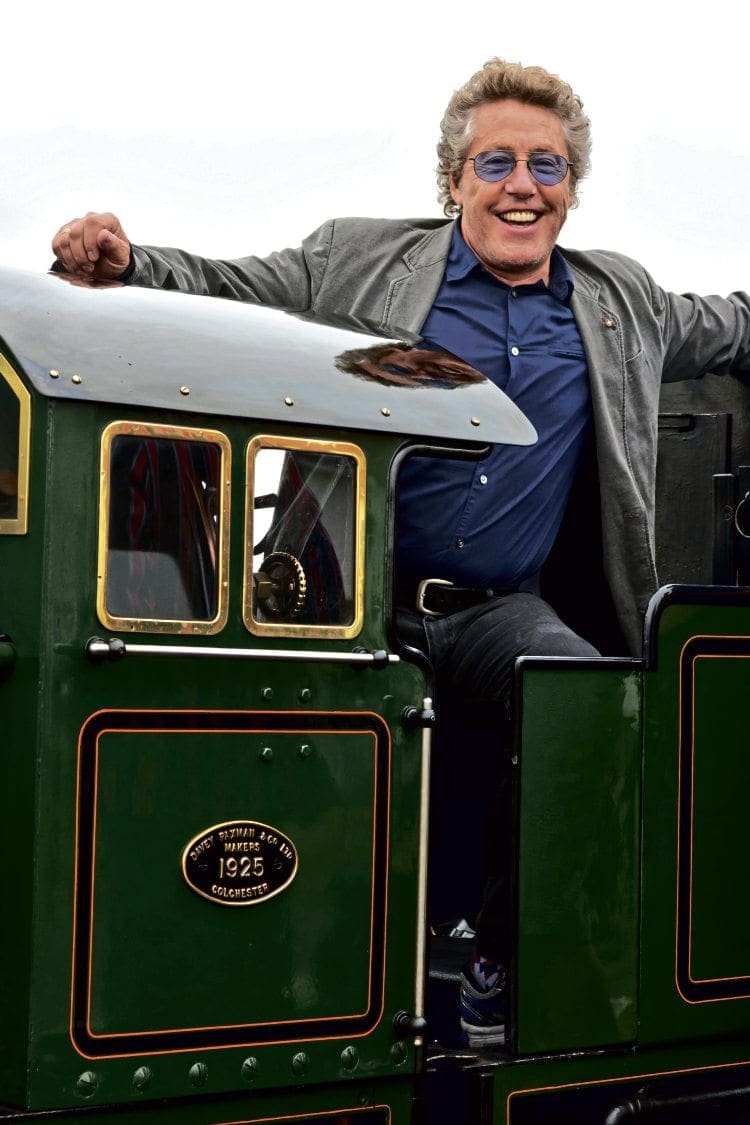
[131,217,750,655]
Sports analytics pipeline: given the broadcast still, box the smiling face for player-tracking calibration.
[450,98,574,286]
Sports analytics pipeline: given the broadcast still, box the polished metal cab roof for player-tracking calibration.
[0,265,536,446]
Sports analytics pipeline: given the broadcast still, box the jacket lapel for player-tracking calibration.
[567,260,626,434]
[379,222,455,339]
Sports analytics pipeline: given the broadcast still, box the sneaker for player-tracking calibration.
[459,965,506,1048]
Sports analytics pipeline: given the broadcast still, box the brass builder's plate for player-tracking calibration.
[182,820,298,906]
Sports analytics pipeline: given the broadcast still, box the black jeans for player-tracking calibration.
[398,592,600,962]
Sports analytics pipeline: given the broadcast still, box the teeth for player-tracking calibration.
[501,211,537,223]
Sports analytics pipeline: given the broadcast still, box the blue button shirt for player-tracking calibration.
[397,225,591,587]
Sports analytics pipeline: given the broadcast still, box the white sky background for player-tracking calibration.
[2,0,748,296]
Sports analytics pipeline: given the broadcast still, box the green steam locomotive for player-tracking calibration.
[2,263,750,1124]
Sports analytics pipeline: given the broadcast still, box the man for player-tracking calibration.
[51,58,750,1048]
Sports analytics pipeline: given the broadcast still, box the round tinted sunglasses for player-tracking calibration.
[468,150,571,186]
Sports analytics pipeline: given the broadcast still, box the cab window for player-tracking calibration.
[98,422,231,633]
[0,357,31,535]
[245,436,365,638]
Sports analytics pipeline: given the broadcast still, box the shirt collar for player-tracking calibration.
[446,221,574,304]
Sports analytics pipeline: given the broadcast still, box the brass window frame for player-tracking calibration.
[97,421,231,635]
[0,355,31,536]
[244,435,366,639]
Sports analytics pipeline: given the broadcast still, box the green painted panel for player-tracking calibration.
[0,1079,410,1125]
[516,662,641,1053]
[0,388,50,1107]
[640,595,750,1044]
[4,403,426,1111]
[690,655,750,982]
[484,1032,750,1125]
[88,728,378,1034]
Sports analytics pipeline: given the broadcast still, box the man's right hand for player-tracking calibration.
[51,212,132,280]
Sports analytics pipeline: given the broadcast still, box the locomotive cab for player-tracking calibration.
[4,263,750,1125]
[0,265,534,1124]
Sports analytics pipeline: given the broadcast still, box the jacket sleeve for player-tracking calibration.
[645,270,750,383]
[565,248,750,385]
[128,220,336,313]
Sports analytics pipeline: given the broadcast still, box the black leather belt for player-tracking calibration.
[413,577,518,617]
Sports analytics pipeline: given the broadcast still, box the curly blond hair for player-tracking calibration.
[437,58,592,216]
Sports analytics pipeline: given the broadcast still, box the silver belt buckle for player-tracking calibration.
[416,577,454,617]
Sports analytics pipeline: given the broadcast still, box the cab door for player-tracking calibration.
[39,419,427,1114]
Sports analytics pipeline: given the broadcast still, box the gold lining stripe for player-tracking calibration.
[97,421,231,635]
[244,435,366,639]
[676,635,750,1000]
[214,1106,392,1124]
[69,707,391,1059]
[0,355,31,536]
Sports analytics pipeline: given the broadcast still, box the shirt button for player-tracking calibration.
[511,346,520,356]
[456,538,465,549]
[479,474,488,485]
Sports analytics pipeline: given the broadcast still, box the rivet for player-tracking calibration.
[340,1045,359,1071]
[381,407,391,417]
[291,1051,309,1076]
[189,1062,208,1087]
[76,1071,99,1098]
[72,374,82,385]
[602,316,616,329]
[284,396,294,406]
[298,743,311,759]
[49,369,60,379]
[259,746,274,761]
[261,686,274,701]
[180,386,190,396]
[132,1066,152,1092]
[298,688,312,703]
[241,1056,258,1084]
